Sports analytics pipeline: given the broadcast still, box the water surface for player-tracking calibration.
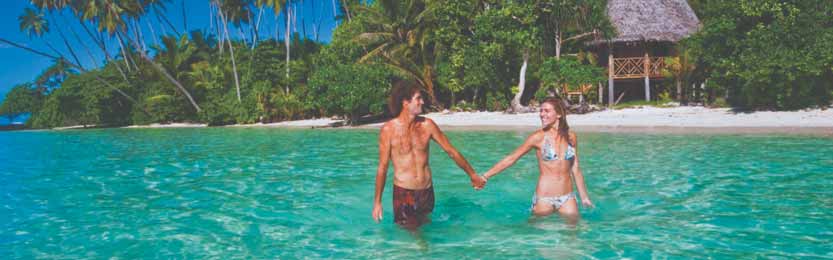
[1,128,832,258]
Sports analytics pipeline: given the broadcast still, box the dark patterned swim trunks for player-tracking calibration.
[392,185,435,228]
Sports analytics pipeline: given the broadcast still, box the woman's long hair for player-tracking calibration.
[541,97,570,140]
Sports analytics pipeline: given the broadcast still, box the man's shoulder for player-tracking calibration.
[416,116,435,124]
[416,116,439,130]
[380,120,396,132]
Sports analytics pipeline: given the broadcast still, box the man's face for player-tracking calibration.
[404,91,424,115]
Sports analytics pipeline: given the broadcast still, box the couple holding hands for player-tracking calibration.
[372,80,594,229]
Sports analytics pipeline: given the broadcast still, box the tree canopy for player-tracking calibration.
[1,0,830,129]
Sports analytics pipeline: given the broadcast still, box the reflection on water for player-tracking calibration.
[1,128,832,258]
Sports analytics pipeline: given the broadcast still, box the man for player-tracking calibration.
[372,80,486,229]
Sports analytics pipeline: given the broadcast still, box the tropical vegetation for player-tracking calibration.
[1,0,831,129]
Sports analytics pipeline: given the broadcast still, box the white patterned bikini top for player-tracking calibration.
[542,133,575,162]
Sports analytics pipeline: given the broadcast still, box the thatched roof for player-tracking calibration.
[594,0,700,44]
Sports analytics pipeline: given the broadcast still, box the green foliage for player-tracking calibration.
[688,0,833,109]
[309,63,392,124]
[485,91,509,112]
[535,57,604,100]
[0,84,42,122]
[29,68,134,128]
[9,0,619,129]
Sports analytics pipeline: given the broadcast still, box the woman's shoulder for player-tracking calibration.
[526,129,545,142]
[568,131,578,144]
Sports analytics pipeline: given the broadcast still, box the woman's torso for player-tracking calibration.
[533,131,575,196]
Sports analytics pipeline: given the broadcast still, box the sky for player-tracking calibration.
[0,0,342,105]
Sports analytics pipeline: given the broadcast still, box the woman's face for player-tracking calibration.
[539,102,560,127]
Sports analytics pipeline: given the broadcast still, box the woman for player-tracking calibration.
[481,97,594,223]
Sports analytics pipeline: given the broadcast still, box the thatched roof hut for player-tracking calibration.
[588,0,701,105]
[593,0,700,44]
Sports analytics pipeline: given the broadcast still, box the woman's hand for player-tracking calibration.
[582,198,595,209]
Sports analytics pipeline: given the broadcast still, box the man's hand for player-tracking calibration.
[471,175,486,190]
[372,203,383,223]
[582,198,595,209]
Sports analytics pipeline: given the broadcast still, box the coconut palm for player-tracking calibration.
[539,0,609,60]
[6,5,140,106]
[663,46,697,104]
[214,0,251,102]
[254,0,291,93]
[79,0,203,112]
[18,7,63,57]
[355,0,440,105]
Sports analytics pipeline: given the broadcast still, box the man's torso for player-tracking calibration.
[386,117,434,190]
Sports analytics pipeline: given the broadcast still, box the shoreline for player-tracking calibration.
[27,106,833,135]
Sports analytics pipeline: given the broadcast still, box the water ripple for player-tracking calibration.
[1,129,832,258]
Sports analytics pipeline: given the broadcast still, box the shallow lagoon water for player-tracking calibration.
[1,128,832,258]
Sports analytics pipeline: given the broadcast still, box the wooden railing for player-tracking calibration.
[611,57,665,79]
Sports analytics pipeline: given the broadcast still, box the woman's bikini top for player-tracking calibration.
[542,133,575,162]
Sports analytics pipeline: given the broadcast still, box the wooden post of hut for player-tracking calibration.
[608,52,614,107]
[644,52,650,101]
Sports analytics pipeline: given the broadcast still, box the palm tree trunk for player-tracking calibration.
[49,13,84,70]
[676,78,682,103]
[342,1,353,22]
[114,32,134,72]
[79,20,130,83]
[555,27,561,60]
[219,8,242,102]
[285,5,292,94]
[182,0,188,32]
[252,6,264,50]
[153,6,181,37]
[132,19,147,53]
[42,40,62,59]
[147,19,161,48]
[510,51,530,113]
[61,15,99,69]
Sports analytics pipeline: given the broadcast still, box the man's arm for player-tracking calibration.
[482,132,537,180]
[425,119,485,189]
[372,124,392,222]
[570,132,594,208]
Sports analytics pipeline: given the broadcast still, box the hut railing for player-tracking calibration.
[611,57,665,79]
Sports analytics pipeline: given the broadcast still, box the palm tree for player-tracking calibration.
[18,7,63,57]
[81,0,203,112]
[214,0,251,102]
[7,5,140,106]
[539,0,607,60]
[355,0,440,105]
[255,0,289,93]
[663,46,697,104]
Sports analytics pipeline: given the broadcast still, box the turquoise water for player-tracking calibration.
[1,128,832,258]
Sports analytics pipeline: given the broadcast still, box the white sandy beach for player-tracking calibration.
[123,123,208,128]
[238,106,833,134]
[104,106,833,134]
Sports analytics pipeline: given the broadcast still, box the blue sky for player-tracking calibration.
[0,0,342,104]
